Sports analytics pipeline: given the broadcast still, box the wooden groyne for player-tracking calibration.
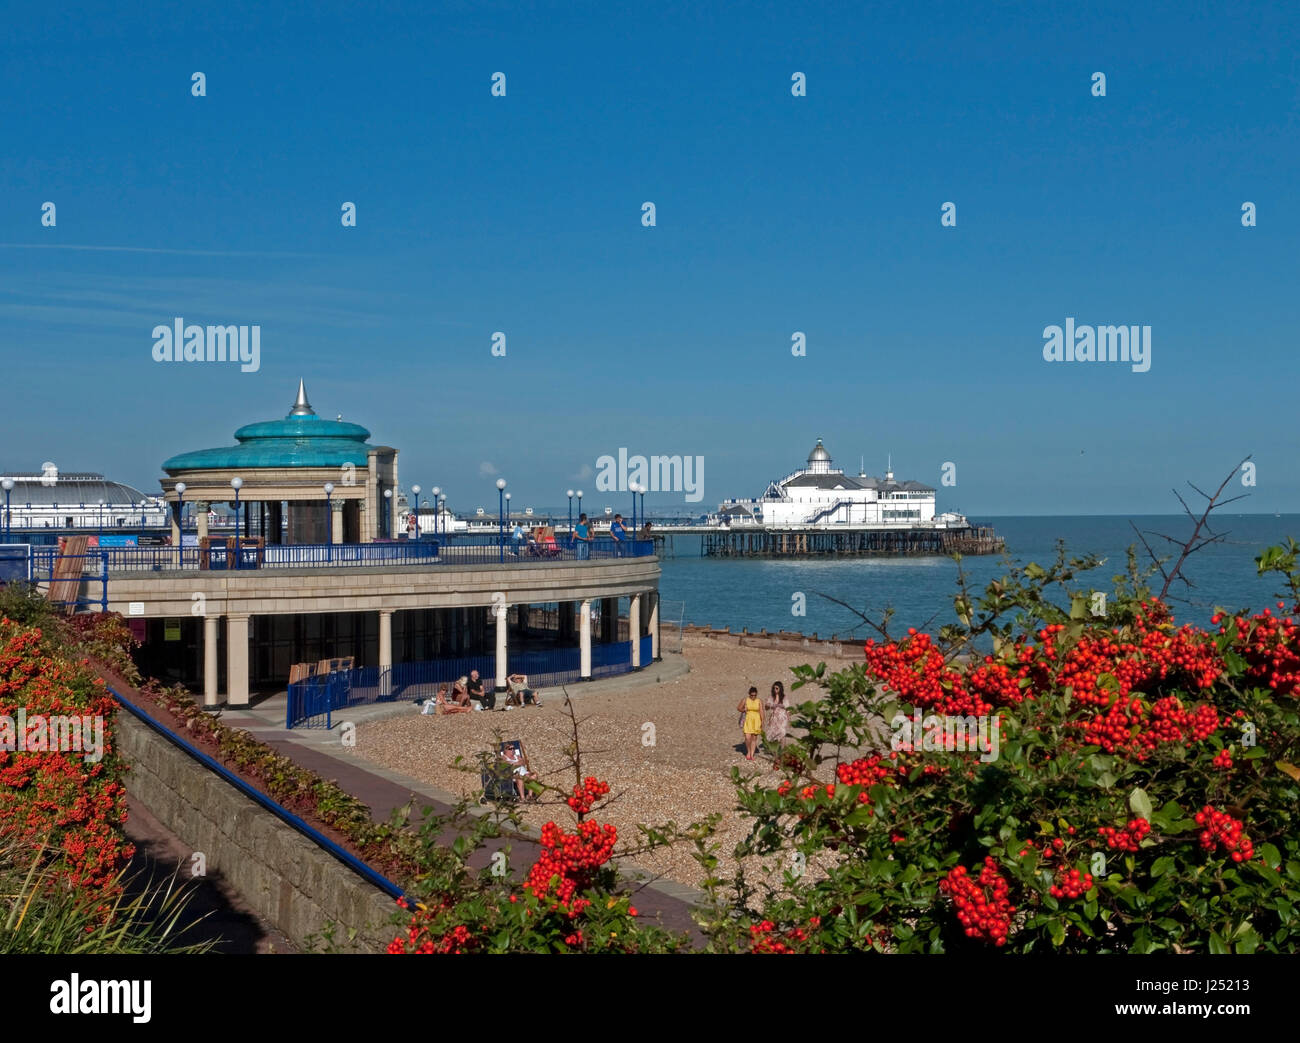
[700,525,1004,558]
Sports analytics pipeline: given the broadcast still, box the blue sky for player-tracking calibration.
[2,1,1297,516]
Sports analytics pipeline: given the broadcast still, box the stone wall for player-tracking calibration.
[117,714,396,953]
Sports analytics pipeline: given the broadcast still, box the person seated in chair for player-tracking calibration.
[499,741,537,800]
[505,672,542,707]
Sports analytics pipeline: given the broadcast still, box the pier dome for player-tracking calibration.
[806,439,832,474]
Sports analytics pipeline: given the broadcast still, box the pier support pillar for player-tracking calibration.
[495,599,508,691]
[226,614,250,707]
[378,609,392,674]
[203,615,219,707]
[649,592,660,660]
[630,594,642,668]
[579,599,592,680]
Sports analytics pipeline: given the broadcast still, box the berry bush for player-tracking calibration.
[698,543,1300,953]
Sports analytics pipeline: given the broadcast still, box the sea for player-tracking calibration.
[656,515,1300,640]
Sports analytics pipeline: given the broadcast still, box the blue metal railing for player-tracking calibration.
[591,639,633,679]
[0,544,31,584]
[286,641,639,728]
[28,538,652,576]
[639,632,654,666]
[25,546,108,612]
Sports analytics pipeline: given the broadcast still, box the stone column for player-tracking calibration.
[495,600,508,691]
[378,609,392,671]
[331,500,343,545]
[579,599,592,680]
[630,594,642,668]
[203,615,219,707]
[226,614,250,707]
[649,592,660,659]
[378,609,393,699]
[170,501,182,567]
[197,502,209,540]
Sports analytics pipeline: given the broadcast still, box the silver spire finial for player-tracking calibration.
[289,379,315,416]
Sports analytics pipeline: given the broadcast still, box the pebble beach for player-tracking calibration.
[348,634,856,890]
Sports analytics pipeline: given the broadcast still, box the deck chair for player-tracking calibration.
[480,757,518,804]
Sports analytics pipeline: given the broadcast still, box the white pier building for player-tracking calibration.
[715,439,964,529]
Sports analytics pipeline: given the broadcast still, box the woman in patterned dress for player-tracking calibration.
[766,681,791,754]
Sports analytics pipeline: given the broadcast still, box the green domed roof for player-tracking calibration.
[163,382,377,472]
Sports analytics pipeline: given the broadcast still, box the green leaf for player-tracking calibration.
[1128,787,1153,820]
[1208,931,1228,954]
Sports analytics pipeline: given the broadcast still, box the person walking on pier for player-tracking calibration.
[737,686,765,761]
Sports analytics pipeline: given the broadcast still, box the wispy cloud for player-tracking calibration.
[0,243,319,258]
[478,461,499,477]
[571,463,594,480]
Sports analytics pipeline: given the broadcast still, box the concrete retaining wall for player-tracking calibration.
[117,714,396,953]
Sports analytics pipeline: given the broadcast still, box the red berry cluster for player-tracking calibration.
[1195,805,1254,862]
[1211,748,1233,770]
[863,603,1232,768]
[749,916,821,954]
[566,776,611,815]
[1218,606,1300,696]
[837,754,893,788]
[388,913,474,954]
[864,630,1028,719]
[1098,818,1151,852]
[939,857,1016,946]
[1049,866,1094,900]
[523,818,619,915]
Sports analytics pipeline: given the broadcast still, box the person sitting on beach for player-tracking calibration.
[505,672,542,707]
[467,669,495,710]
[500,741,537,800]
[436,685,471,715]
[451,677,471,707]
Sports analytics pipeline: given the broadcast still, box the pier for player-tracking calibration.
[698,524,1004,558]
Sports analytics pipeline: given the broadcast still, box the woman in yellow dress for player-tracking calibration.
[737,686,765,761]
